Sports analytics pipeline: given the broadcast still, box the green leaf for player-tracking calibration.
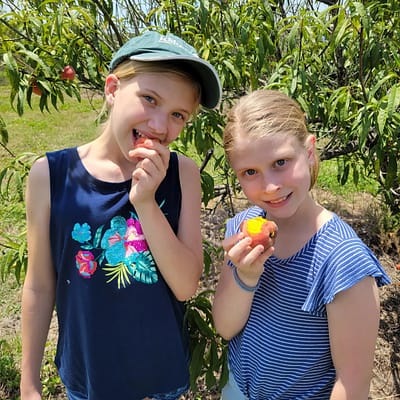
[189,338,206,390]
[218,349,229,389]
[3,53,20,89]
[385,153,397,188]
[340,163,350,185]
[191,308,214,338]
[222,59,240,81]
[387,85,400,120]
[353,2,369,32]
[201,171,215,207]
[0,116,8,146]
[369,73,397,100]
[93,225,104,248]
[377,103,387,135]
[333,11,350,48]
[205,367,217,388]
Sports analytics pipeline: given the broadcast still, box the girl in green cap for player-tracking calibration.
[20,31,221,400]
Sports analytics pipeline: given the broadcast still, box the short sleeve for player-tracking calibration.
[303,238,391,315]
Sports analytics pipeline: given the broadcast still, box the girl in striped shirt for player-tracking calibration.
[213,89,390,399]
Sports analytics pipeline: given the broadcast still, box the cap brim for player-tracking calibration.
[130,53,221,109]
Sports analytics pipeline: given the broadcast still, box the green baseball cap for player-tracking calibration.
[109,31,222,109]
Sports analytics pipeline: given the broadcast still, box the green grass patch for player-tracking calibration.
[317,158,378,198]
[1,87,103,157]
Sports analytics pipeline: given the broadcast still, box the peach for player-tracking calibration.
[134,137,160,148]
[60,65,76,80]
[240,216,278,248]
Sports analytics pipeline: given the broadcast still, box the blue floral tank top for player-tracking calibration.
[47,147,189,399]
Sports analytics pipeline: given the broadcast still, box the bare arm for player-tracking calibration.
[327,276,380,400]
[20,157,56,400]
[212,233,273,340]
[130,150,203,301]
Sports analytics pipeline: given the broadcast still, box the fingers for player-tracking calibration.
[222,233,274,281]
[133,156,164,180]
[129,140,170,170]
[222,232,245,252]
[130,143,170,186]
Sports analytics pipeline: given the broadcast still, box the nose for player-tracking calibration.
[148,111,168,134]
[263,174,281,193]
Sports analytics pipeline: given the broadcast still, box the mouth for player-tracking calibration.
[133,129,163,147]
[268,193,291,204]
[133,129,146,141]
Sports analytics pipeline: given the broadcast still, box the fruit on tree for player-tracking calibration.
[60,65,76,80]
[31,80,42,96]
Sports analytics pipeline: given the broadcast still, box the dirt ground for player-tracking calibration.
[1,188,399,399]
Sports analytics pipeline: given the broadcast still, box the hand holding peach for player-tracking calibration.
[240,216,278,249]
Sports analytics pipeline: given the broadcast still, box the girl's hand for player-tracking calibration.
[223,232,274,287]
[128,139,170,205]
[212,232,275,339]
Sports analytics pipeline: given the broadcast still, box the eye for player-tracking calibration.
[244,169,257,176]
[143,95,155,104]
[275,159,286,167]
[172,111,185,120]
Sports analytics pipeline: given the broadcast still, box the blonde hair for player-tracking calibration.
[100,59,202,119]
[223,89,319,189]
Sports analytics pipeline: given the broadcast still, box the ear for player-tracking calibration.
[305,135,316,165]
[104,74,119,105]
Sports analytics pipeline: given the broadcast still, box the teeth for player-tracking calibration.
[133,129,145,139]
[270,195,288,204]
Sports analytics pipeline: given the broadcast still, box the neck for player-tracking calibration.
[271,197,332,259]
[78,138,136,183]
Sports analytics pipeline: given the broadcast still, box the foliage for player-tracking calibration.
[185,290,229,392]
[0,152,38,283]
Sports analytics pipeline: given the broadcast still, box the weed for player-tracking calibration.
[0,339,21,399]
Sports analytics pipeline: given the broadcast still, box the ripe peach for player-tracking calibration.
[134,137,160,148]
[32,83,42,96]
[30,79,42,96]
[60,65,76,80]
[240,216,278,248]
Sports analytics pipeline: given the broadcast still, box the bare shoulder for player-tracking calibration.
[176,154,201,181]
[25,156,55,286]
[177,154,199,171]
[176,154,201,208]
[28,156,50,183]
[26,156,50,208]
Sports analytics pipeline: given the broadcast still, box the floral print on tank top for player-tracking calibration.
[71,210,158,289]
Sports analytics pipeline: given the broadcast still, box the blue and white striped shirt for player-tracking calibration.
[226,206,391,400]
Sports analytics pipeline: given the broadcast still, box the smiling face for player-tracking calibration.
[230,132,315,222]
[104,71,199,161]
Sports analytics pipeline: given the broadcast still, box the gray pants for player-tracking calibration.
[221,370,249,400]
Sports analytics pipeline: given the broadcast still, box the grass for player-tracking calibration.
[317,157,379,198]
[0,88,102,157]
[0,82,103,230]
